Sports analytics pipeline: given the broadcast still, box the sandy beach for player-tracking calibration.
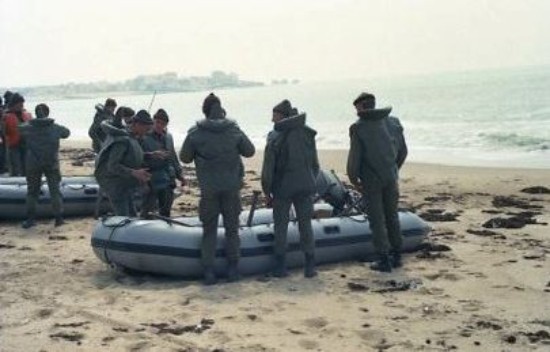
[1,144,549,352]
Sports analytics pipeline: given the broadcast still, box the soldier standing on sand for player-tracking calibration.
[261,100,320,278]
[180,93,255,285]
[88,98,117,153]
[347,92,404,273]
[94,110,152,217]
[140,109,184,218]
[19,104,71,229]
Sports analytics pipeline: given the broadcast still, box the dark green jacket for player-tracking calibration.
[141,130,183,190]
[386,116,408,169]
[94,121,144,196]
[347,107,398,188]
[180,105,255,193]
[261,113,320,198]
[19,118,70,170]
[88,107,114,152]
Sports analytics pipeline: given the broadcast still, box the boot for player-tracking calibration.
[54,217,65,227]
[390,250,402,268]
[227,261,240,282]
[272,255,288,278]
[304,253,317,278]
[203,267,217,285]
[21,219,36,229]
[370,254,392,273]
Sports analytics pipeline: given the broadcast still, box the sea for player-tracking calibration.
[24,66,550,169]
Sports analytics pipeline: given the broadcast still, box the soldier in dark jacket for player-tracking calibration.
[180,93,255,285]
[94,110,152,216]
[19,104,71,228]
[140,109,184,218]
[88,98,117,153]
[261,100,320,278]
[347,92,403,272]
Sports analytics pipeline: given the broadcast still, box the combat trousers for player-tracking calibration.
[273,194,315,257]
[199,189,241,268]
[364,181,402,255]
[108,187,137,217]
[26,166,63,220]
[8,146,26,176]
[140,186,174,218]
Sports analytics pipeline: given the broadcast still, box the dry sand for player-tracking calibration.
[1,145,549,352]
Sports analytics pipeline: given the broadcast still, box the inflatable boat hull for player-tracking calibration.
[91,206,430,278]
[0,177,110,219]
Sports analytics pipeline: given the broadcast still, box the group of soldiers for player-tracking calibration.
[0,89,407,285]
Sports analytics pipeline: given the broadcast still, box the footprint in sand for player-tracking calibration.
[298,339,320,350]
[302,317,329,329]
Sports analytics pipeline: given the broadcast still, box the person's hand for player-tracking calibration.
[132,168,151,183]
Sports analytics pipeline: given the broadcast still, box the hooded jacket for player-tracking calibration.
[19,118,70,169]
[261,113,320,198]
[347,107,398,188]
[94,121,144,195]
[180,103,255,193]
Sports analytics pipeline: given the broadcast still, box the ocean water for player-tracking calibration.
[25,66,550,169]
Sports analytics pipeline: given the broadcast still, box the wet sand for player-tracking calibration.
[0,145,549,351]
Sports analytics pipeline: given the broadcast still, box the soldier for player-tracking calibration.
[180,93,255,285]
[140,109,184,218]
[347,92,403,272]
[19,104,71,228]
[88,98,117,153]
[94,110,152,217]
[261,100,320,278]
[2,93,32,176]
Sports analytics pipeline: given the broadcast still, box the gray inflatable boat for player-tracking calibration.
[0,176,110,219]
[91,203,430,278]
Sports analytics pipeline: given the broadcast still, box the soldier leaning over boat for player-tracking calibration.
[347,92,407,273]
[94,110,152,217]
[180,93,255,285]
[261,99,320,278]
[19,104,71,229]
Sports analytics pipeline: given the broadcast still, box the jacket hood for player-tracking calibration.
[275,113,305,132]
[274,113,317,136]
[196,117,237,133]
[358,106,392,120]
[101,120,129,137]
[28,118,55,127]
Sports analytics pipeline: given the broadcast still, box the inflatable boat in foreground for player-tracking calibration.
[91,203,430,278]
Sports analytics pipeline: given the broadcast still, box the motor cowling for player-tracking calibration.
[315,170,350,212]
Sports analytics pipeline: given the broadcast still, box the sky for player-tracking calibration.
[1,0,549,87]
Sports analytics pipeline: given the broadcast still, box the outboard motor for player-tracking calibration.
[315,170,351,214]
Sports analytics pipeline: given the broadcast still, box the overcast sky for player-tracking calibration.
[1,0,549,87]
